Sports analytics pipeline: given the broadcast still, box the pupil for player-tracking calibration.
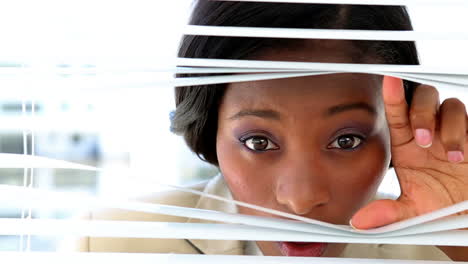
[338,136,354,149]
[252,137,268,150]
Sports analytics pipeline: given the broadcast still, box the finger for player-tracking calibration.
[409,84,439,148]
[440,98,467,163]
[350,199,416,230]
[382,76,413,147]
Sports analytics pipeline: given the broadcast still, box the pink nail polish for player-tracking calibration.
[448,151,464,163]
[415,129,432,148]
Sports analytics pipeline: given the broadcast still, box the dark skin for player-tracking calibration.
[215,41,468,260]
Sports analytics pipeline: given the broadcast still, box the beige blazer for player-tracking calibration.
[65,175,450,260]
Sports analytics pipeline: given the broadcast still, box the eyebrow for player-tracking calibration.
[228,109,281,121]
[326,102,376,117]
[228,102,375,121]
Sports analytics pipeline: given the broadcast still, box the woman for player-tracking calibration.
[73,1,467,261]
[171,1,467,260]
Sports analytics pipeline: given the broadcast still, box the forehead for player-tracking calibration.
[222,40,383,115]
[252,39,372,64]
[223,73,382,115]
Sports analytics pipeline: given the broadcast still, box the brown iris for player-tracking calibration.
[337,136,356,149]
[250,137,268,151]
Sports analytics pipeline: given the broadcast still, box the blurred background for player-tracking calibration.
[0,0,466,251]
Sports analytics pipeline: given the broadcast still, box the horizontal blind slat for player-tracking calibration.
[0,219,467,246]
[0,252,456,264]
[184,25,468,41]
[217,0,467,6]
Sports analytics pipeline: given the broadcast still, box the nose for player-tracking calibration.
[275,158,331,215]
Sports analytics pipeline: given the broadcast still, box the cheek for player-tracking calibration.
[216,135,268,205]
[329,134,391,218]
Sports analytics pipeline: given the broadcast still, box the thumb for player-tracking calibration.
[350,199,416,230]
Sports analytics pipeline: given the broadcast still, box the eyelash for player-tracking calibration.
[328,134,365,150]
[240,135,279,152]
[238,131,365,152]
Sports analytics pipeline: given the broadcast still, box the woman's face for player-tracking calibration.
[216,41,392,257]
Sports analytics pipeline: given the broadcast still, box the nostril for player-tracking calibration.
[275,181,330,215]
[284,198,327,216]
[316,202,327,208]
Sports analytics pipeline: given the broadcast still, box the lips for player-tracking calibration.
[278,241,328,257]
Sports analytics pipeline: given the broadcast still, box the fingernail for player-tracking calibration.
[415,129,432,148]
[448,151,464,163]
[349,219,359,230]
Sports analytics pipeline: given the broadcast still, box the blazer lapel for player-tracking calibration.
[186,174,244,255]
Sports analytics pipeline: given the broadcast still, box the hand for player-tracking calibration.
[351,76,468,229]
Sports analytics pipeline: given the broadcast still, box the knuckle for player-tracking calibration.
[387,116,409,129]
[409,111,434,124]
[441,127,465,145]
[409,104,436,124]
[440,130,456,141]
[440,137,462,150]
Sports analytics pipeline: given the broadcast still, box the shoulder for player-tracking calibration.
[93,180,208,222]
[63,179,211,253]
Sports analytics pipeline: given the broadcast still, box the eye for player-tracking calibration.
[242,136,279,152]
[329,135,363,150]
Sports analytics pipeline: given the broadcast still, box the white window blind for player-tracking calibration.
[0,0,467,263]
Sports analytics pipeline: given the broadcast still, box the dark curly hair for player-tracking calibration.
[171,1,420,166]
